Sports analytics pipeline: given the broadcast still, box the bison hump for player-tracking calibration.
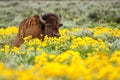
[18,15,41,38]
[20,15,40,28]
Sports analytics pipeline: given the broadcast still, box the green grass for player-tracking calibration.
[0,0,120,28]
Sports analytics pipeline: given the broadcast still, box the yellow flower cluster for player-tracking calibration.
[0,26,18,36]
[0,26,120,38]
[94,26,120,37]
[0,50,120,80]
[0,26,120,80]
[34,50,120,80]
[70,37,109,51]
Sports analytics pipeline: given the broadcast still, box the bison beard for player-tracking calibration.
[13,13,63,47]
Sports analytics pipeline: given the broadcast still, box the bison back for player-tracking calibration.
[14,15,43,47]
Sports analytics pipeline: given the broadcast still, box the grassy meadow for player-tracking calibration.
[0,1,120,80]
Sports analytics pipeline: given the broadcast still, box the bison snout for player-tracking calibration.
[54,33,60,38]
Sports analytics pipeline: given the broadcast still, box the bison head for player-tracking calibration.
[40,13,63,38]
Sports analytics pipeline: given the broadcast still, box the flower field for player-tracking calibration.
[0,26,120,80]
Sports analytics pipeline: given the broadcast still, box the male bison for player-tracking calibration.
[13,13,63,47]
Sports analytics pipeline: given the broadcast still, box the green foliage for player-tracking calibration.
[0,1,120,28]
[75,46,95,58]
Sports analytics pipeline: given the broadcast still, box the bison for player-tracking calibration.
[13,13,63,47]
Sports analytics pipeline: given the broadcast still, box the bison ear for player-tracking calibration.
[59,23,63,27]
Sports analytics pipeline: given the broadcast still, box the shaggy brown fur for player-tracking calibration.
[13,13,63,47]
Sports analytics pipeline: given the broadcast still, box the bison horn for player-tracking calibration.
[39,16,46,24]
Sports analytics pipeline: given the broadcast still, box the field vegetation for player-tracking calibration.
[0,1,120,80]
